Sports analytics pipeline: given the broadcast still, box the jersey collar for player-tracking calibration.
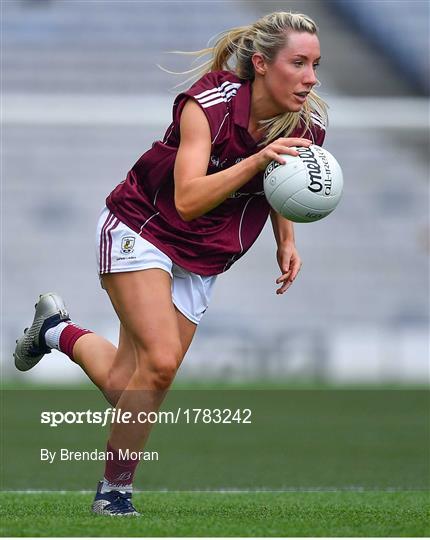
[232,79,252,130]
[232,79,263,147]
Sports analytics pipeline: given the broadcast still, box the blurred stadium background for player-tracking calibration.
[2,0,429,385]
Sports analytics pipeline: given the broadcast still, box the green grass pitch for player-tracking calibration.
[1,491,429,537]
[2,383,428,536]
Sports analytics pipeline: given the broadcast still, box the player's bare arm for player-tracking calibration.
[174,99,313,221]
[270,209,302,294]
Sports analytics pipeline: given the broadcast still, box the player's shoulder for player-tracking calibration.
[173,71,242,143]
[174,71,242,109]
[305,109,327,146]
[186,70,243,107]
[310,110,326,133]
[289,113,326,147]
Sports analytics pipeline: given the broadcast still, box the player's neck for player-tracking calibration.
[250,79,283,124]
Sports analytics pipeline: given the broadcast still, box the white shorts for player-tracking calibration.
[95,206,216,324]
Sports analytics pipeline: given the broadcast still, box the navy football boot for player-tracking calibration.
[91,481,140,516]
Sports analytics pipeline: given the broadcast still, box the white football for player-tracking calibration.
[263,145,343,223]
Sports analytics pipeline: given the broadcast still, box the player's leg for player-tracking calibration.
[13,292,196,408]
[63,304,196,405]
[104,268,195,452]
[13,292,134,403]
[13,298,195,408]
[72,324,135,406]
[91,268,196,516]
[72,207,197,404]
[102,306,195,401]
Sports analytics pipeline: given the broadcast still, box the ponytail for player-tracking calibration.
[163,12,328,144]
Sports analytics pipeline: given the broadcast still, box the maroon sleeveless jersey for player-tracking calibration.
[106,71,326,276]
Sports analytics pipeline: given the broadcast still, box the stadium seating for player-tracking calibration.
[3,1,428,382]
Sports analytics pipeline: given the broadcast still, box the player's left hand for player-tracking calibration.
[275,242,302,294]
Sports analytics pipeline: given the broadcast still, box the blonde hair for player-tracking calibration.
[167,12,328,145]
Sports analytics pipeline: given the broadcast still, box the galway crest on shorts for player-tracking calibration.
[120,236,135,254]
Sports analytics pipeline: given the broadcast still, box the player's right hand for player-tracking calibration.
[253,137,313,171]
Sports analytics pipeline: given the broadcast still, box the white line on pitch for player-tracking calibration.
[1,487,426,494]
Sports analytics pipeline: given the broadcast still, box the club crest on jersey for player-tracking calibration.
[120,236,135,254]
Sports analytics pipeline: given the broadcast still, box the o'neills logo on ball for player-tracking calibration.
[297,147,333,195]
[263,160,282,181]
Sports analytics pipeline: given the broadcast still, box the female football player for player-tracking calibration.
[14,11,326,515]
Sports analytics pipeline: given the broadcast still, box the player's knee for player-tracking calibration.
[148,354,180,390]
[151,364,177,390]
[137,346,182,390]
